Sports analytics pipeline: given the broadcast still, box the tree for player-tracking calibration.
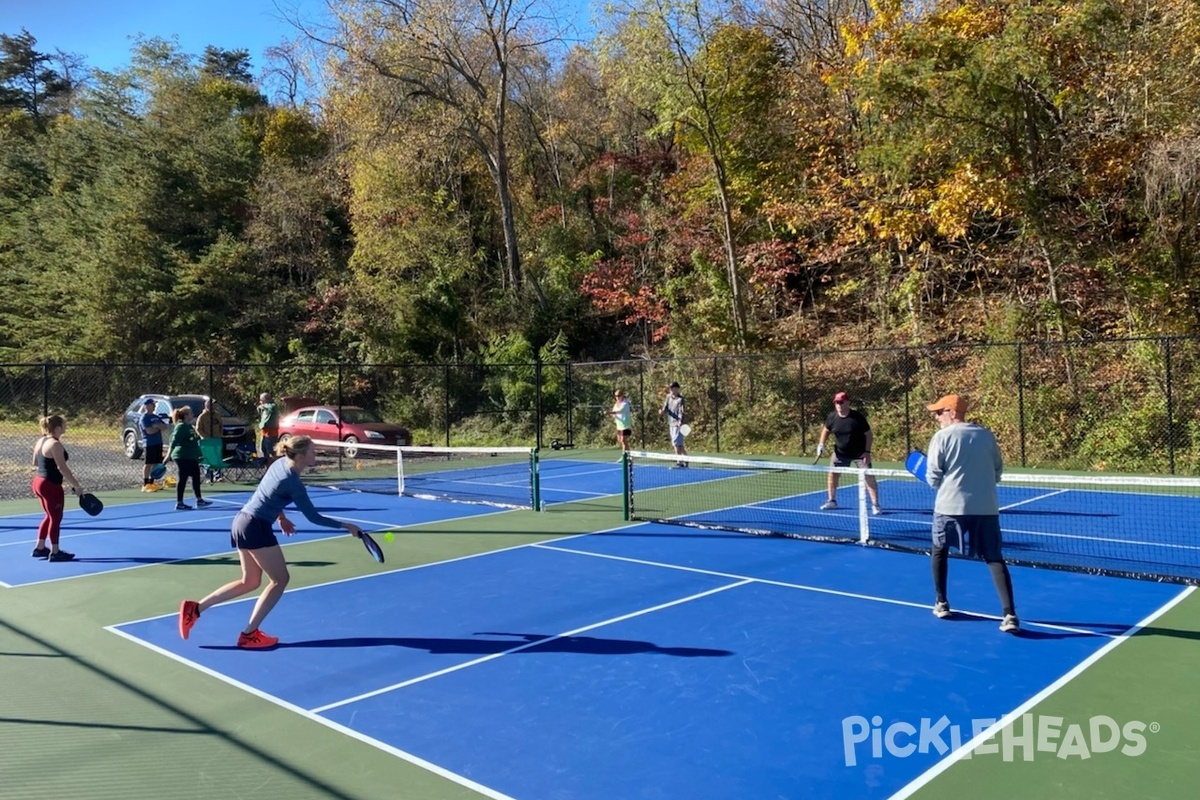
[0,29,74,128]
[599,2,785,351]
[201,46,254,83]
[322,0,564,304]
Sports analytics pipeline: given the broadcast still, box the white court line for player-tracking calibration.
[113,521,651,628]
[0,508,241,549]
[713,491,1200,552]
[539,465,620,482]
[102,626,520,800]
[309,579,754,714]
[532,543,1112,639]
[1000,488,1069,510]
[6,498,520,589]
[888,584,1196,800]
[1001,525,1200,551]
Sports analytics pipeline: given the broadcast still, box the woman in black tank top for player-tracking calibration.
[31,415,86,561]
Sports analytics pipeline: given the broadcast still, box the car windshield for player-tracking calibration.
[341,408,385,424]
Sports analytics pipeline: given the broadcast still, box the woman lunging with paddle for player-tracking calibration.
[178,435,363,649]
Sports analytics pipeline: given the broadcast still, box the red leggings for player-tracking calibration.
[32,477,65,546]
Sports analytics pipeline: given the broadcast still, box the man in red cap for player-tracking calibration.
[815,391,882,514]
[925,393,1018,633]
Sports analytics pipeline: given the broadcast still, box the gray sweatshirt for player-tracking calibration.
[925,421,1003,515]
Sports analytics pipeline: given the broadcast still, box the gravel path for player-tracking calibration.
[1,435,150,500]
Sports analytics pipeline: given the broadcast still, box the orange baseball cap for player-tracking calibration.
[927,394,968,415]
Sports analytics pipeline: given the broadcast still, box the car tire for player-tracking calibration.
[123,430,142,460]
[342,434,359,458]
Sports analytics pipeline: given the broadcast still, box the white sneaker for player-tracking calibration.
[820,500,838,511]
[872,505,884,516]
[933,601,951,619]
[999,614,1020,633]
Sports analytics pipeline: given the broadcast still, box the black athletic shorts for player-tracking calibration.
[230,511,279,551]
[932,513,1003,562]
[144,443,164,465]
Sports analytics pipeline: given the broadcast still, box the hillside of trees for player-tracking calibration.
[3,0,1199,370]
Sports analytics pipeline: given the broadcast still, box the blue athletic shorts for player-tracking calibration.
[230,511,279,551]
[932,513,1003,561]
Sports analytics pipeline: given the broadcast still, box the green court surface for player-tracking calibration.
[2,452,1199,800]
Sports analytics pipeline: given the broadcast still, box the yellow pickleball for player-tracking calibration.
[383,532,395,543]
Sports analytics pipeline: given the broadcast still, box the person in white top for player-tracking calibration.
[608,389,633,459]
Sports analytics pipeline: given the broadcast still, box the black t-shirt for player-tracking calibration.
[824,409,871,458]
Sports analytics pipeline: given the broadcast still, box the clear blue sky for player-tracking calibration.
[0,0,328,74]
[1,0,596,77]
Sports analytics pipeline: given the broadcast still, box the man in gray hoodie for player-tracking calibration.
[925,393,1018,633]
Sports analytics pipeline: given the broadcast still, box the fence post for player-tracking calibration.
[565,361,573,446]
[1165,337,1176,474]
[903,347,912,455]
[42,362,50,417]
[535,358,543,451]
[638,361,646,449]
[444,365,451,447]
[1016,343,1026,468]
[712,357,721,452]
[798,352,806,454]
[337,363,344,413]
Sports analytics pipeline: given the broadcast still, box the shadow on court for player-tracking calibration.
[201,632,734,657]
[169,556,337,568]
[0,618,366,800]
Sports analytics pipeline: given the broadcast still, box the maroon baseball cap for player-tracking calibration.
[833,391,849,402]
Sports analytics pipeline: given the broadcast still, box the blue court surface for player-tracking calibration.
[111,519,1187,800]
[0,489,511,588]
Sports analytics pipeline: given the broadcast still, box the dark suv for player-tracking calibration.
[121,394,251,459]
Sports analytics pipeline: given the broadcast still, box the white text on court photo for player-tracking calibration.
[841,714,1157,766]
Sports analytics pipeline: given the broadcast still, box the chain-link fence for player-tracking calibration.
[4,336,1199,499]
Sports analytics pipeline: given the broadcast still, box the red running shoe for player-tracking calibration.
[236,629,279,649]
[178,600,200,640]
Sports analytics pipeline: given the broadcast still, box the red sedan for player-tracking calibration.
[278,405,411,456]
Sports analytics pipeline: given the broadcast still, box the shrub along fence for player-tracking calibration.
[2,336,1197,497]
